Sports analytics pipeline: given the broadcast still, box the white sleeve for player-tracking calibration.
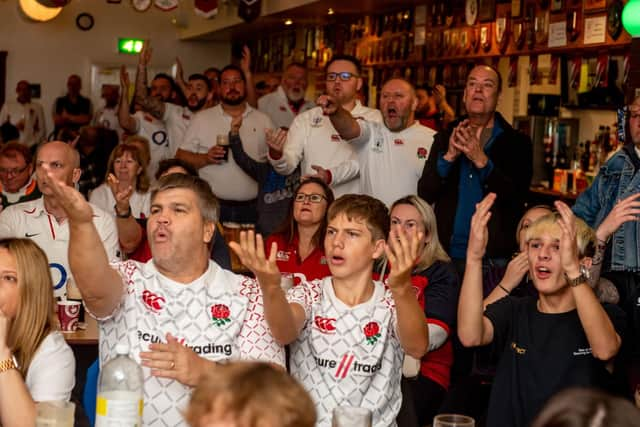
[269,114,305,175]
[428,323,448,351]
[347,119,371,146]
[328,160,360,187]
[95,209,121,261]
[0,207,19,239]
[26,333,76,402]
[89,185,112,214]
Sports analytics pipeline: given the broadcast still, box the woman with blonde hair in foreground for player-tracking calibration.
[185,361,315,427]
[0,238,75,426]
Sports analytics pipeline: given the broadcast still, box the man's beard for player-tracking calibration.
[222,94,247,106]
[286,88,305,102]
[188,97,208,112]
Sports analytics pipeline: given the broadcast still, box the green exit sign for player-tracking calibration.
[118,38,144,54]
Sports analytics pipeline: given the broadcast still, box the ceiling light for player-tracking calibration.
[19,0,62,22]
[327,8,335,15]
[284,18,293,25]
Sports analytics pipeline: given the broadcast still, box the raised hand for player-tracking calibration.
[555,200,581,276]
[450,120,488,168]
[120,65,130,89]
[175,56,185,85]
[500,252,529,291]
[230,115,243,133]
[265,128,287,154]
[44,167,94,224]
[596,193,640,242]
[240,45,252,74]
[316,95,339,116]
[140,333,210,387]
[228,230,281,292]
[467,193,496,261]
[107,173,134,214]
[385,226,422,293]
[303,164,330,183]
[139,40,152,66]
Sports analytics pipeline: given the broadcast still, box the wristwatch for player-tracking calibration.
[115,204,132,219]
[565,265,591,287]
[0,355,18,374]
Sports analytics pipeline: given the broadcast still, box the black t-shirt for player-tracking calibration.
[54,94,92,132]
[484,296,626,427]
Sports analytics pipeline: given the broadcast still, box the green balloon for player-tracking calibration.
[622,0,640,37]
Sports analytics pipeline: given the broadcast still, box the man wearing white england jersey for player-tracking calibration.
[258,62,314,129]
[135,43,213,156]
[118,66,171,180]
[177,65,274,224]
[232,194,428,427]
[50,173,284,427]
[269,55,382,197]
[315,79,435,206]
[0,141,119,297]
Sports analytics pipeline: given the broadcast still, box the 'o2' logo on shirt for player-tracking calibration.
[50,263,68,291]
[152,130,168,147]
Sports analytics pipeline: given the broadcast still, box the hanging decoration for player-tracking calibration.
[238,0,261,22]
[19,0,63,22]
[154,0,178,11]
[195,0,218,18]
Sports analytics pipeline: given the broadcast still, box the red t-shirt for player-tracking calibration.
[266,232,331,284]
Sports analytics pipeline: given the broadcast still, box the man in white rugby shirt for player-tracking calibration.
[313,78,435,206]
[49,172,284,427]
[0,141,119,297]
[268,55,382,197]
[257,62,315,129]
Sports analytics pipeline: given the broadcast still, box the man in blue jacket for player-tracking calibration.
[572,95,640,398]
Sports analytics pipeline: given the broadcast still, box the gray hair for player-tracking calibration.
[151,174,219,223]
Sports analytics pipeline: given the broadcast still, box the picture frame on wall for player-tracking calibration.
[479,0,497,21]
[550,0,563,12]
[584,0,606,11]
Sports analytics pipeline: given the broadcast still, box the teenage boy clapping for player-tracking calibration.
[231,194,428,427]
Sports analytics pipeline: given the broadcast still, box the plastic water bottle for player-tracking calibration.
[95,343,143,427]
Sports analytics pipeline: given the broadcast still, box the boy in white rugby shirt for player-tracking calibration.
[232,194,428,427]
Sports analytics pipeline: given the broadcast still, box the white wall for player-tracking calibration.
[1,1,230,136]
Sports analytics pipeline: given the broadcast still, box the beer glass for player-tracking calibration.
[433,414,475,427]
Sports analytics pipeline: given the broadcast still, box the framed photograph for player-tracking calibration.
[584,0,606,11]
[550,0,563,12]
[479,0,497,22]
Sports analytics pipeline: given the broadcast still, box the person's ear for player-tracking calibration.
[356,77,363,92]
[372,239,386,259]
[71,167,82,184]
[203,221,215,244]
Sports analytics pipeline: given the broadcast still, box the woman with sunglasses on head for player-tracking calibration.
[379,195,458,427]
[265,177,334,285]
[0,238,75,427]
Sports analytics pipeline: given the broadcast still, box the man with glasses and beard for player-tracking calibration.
[269,55,382,197]
[177,65,274,224]
[258,63,314,129]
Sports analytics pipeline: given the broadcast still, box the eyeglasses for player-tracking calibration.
[326,72,359,82]
[221,78,243,86]
[0,165,29,176]
[295,193,326,203]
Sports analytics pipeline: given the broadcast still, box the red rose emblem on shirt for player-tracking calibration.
[417,147,428,159]
[363,321,381,345]
[210,304,231,327]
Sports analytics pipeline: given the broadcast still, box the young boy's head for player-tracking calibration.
[524,212,596,294]
[325,195,389,277]
[185,362,315,427]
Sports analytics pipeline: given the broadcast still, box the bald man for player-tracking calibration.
[314,78,435,206]
[0,141,119,297]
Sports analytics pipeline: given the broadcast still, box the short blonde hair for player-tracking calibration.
[525,212,596,259]
[185,362,316,427]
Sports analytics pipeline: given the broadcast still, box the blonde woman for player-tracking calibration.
[0,238,75,426]
[383,195,459,426]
